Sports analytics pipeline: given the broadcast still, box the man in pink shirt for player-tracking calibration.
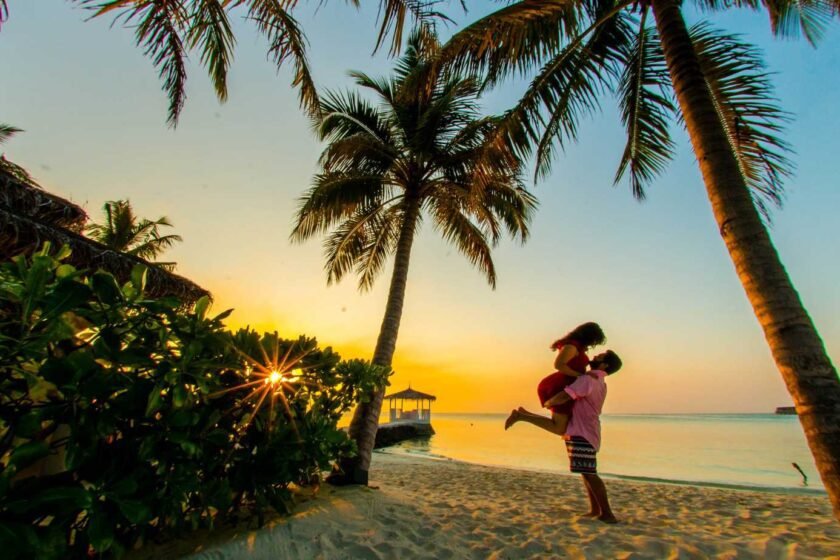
[544,350,622,524]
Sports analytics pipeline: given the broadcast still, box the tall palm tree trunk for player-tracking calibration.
[652,0,840,521]
[340,194,423,484]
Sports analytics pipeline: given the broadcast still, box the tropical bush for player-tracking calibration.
[0,244,389,558]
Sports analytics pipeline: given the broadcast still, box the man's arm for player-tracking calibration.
[543,390,572,409]
[544,375,594,408]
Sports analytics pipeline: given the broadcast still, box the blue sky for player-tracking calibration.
[1,1,838,413]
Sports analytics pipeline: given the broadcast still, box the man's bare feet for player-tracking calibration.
[504,409,519,430]
[598,514,619,524]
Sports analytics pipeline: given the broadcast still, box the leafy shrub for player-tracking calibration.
[0,245,389,558]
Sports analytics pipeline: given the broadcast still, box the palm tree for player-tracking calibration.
[86,199,183,270]
[0,1,454,126]
[292,32,537,484]
[437,0,840,520]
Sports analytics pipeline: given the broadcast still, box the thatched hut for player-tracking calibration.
[0,171,210,303]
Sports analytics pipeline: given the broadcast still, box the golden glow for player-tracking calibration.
[268,370,283,385]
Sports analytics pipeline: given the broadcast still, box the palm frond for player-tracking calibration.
[531,7,634,180]
[762,0,835,45]
[86,199,182,260]
[291,173,396,240]
[187,0,236,102]
[0,0,8,30]
[348,70,396,106]
[356,205,402,291]
[323,202,393,286]
[81,0,189,126]
[373,0,456,57]
[438,1,587,86]
[428,194,497,287]
[129,233,183,260]
[691,23,794,217]
[318,90,395,146]
[0,123,20,145]
[615,16,677,199]
[246,0,320,117]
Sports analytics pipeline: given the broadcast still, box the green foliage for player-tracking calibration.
[0,244,388,558]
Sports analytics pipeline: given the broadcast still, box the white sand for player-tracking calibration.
[136,451,840,559]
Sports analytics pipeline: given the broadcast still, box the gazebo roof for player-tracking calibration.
[0,171,211,304]
[385,387,436,401]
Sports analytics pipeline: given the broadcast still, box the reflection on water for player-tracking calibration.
[383,413,824,491]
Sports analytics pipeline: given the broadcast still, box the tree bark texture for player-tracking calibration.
[341,194,422,484]
[652,0,840,522]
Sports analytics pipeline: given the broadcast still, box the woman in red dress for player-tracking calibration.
[504,322,606,435]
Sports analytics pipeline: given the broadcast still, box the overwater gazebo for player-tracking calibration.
[385,387,436,424]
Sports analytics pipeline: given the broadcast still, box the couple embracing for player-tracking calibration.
[504,322,622,524]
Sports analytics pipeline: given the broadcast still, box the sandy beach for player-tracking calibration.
[132,451,840,559]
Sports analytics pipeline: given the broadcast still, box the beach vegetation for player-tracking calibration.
[435,0,840,521]
[0,244,388,558]
[86,200,183,271]
[291,30,537,484]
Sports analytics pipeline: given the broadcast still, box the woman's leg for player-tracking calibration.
[505,408,567,435]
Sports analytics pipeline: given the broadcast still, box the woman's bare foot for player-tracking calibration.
[581,511,600,518]
[504,409,519,430]
[598,514,619,524]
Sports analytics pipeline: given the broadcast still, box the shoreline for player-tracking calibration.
[134,451,840,559]
[380,447,827,497]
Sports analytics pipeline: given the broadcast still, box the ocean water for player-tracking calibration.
[380,413,826,492]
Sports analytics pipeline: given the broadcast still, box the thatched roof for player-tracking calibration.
[0,170,87,231]
[385,388,437,401]
[1,173,210,304]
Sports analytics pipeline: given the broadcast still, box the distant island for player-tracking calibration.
[775,406,797,415]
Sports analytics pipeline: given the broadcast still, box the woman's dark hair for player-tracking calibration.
[553,322,606,350]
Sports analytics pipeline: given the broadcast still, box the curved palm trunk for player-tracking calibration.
[338,194,422,484]
[652,0,840,521]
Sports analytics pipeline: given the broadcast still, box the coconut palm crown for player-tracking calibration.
[292,31,537,483]
[86,200,183,270]
[436,0,840,521]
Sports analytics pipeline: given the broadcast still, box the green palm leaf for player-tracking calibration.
[87,199,183,265]
[373,0,458,57]
[323,202,391,286]
[81,0,189,127]
[438,1,587,86]
[531,7,635,180]
[245,0,320,117]
[428,192,498,287]
[762,0,835,45]
[356,204,403,290]
[0,123,21,146]
[691,23,794,216]
[187,0,236,102]
[615,17,677,199]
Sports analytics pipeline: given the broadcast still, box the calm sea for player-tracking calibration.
[379,413,826,493]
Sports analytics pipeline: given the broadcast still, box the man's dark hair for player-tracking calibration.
[601,350,622,374]
[555,322,606,350]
